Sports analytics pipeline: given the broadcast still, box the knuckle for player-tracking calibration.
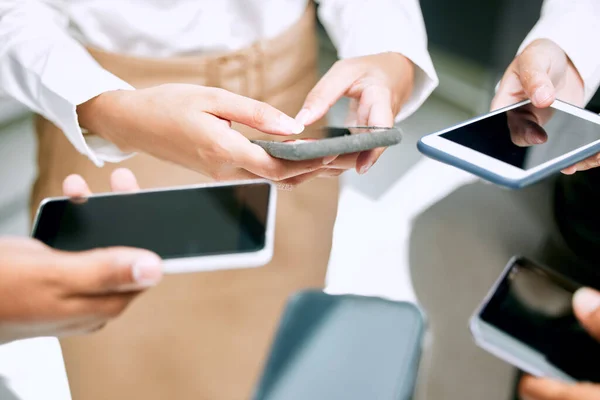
[251,103,268,126]
[205,87,225,101]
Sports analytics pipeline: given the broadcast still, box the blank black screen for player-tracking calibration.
[33,183,270,258]
[481,258,600,382]
[441,103,600,170]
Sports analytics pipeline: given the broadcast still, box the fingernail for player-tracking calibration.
[359,162,373,175]
[323,155,337,165]
[295,108,312,126]
[533,85,553,105]
[132,254,163,287]
[279,114,304,135]
[573,288,600,317]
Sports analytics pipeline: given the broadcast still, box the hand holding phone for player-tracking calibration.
[517,287,600,400]
[471,257,600,383]
[418,100,600,188]
[32,179,276,274]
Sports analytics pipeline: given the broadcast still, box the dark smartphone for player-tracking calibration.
[31,180,276,274]
[251,126,402,161]
[252,290,425,400]
[472,256,600,382]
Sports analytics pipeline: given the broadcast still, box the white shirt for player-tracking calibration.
[0,0,438,167]
[518,0,600,105]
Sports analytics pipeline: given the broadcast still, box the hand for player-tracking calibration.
[296,52,415,174]
[491,39,594,175]
[0,169,161,343]
[78,84,334,188]
[518,287,600,400]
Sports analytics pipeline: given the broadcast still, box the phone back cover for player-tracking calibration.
[252,290,425,400]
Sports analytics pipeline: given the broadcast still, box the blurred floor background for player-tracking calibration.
[0,1,597,399]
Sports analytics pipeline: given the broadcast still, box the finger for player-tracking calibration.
[562,153,600,174]
[296,61,359,126]
[109,168,140,193]
[277,167,337,189]
[64,292,138,325]
[573,287,600,340]
[206,88,304,135]
[62,175,92,198]
[516,45,559,108]
[561,165,578,175]
[231,139,332,181]
[491,65,527,111]
[356,148,385,174]
[327,152,360,170]
[355,93,395,173]
[345,99,359,126]
[88,292,138,319]
[519,375,599,400]
[216,116,232,128]
[318,168,344,178]
[58,247,163,295]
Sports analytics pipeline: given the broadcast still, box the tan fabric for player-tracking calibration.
[31,5,339,400]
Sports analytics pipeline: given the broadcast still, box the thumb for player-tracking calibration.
[60,247,163,295]
[520,375,600,400]
[573,287,600,340]
[516,44,560,108]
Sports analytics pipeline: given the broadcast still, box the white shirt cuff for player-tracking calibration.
[38,41,135,167]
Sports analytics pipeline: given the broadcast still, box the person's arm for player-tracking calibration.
[0,0,135,166]
[517,0,600,105]
[316,0,439,121]
[492,0,600,174]
[0,1,338,187]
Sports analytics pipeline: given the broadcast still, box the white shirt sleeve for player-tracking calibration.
[316,0,439,122]
[0,0,135,167]
[517,0,600,105]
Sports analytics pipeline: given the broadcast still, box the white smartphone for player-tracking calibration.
[31,180,276,274]
[418,100,600,188]
[471,256,600,383]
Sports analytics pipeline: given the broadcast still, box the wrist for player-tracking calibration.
[77,90,133,149]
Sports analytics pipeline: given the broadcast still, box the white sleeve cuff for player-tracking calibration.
[517,1,600,105]
[317,0,439,122]
[40,42,135,166]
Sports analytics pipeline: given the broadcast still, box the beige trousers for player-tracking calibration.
[31,5,339,399]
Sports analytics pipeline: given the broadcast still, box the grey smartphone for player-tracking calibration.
[252,290,425,400]
[471,256,600,383]
[251,126,402,161]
